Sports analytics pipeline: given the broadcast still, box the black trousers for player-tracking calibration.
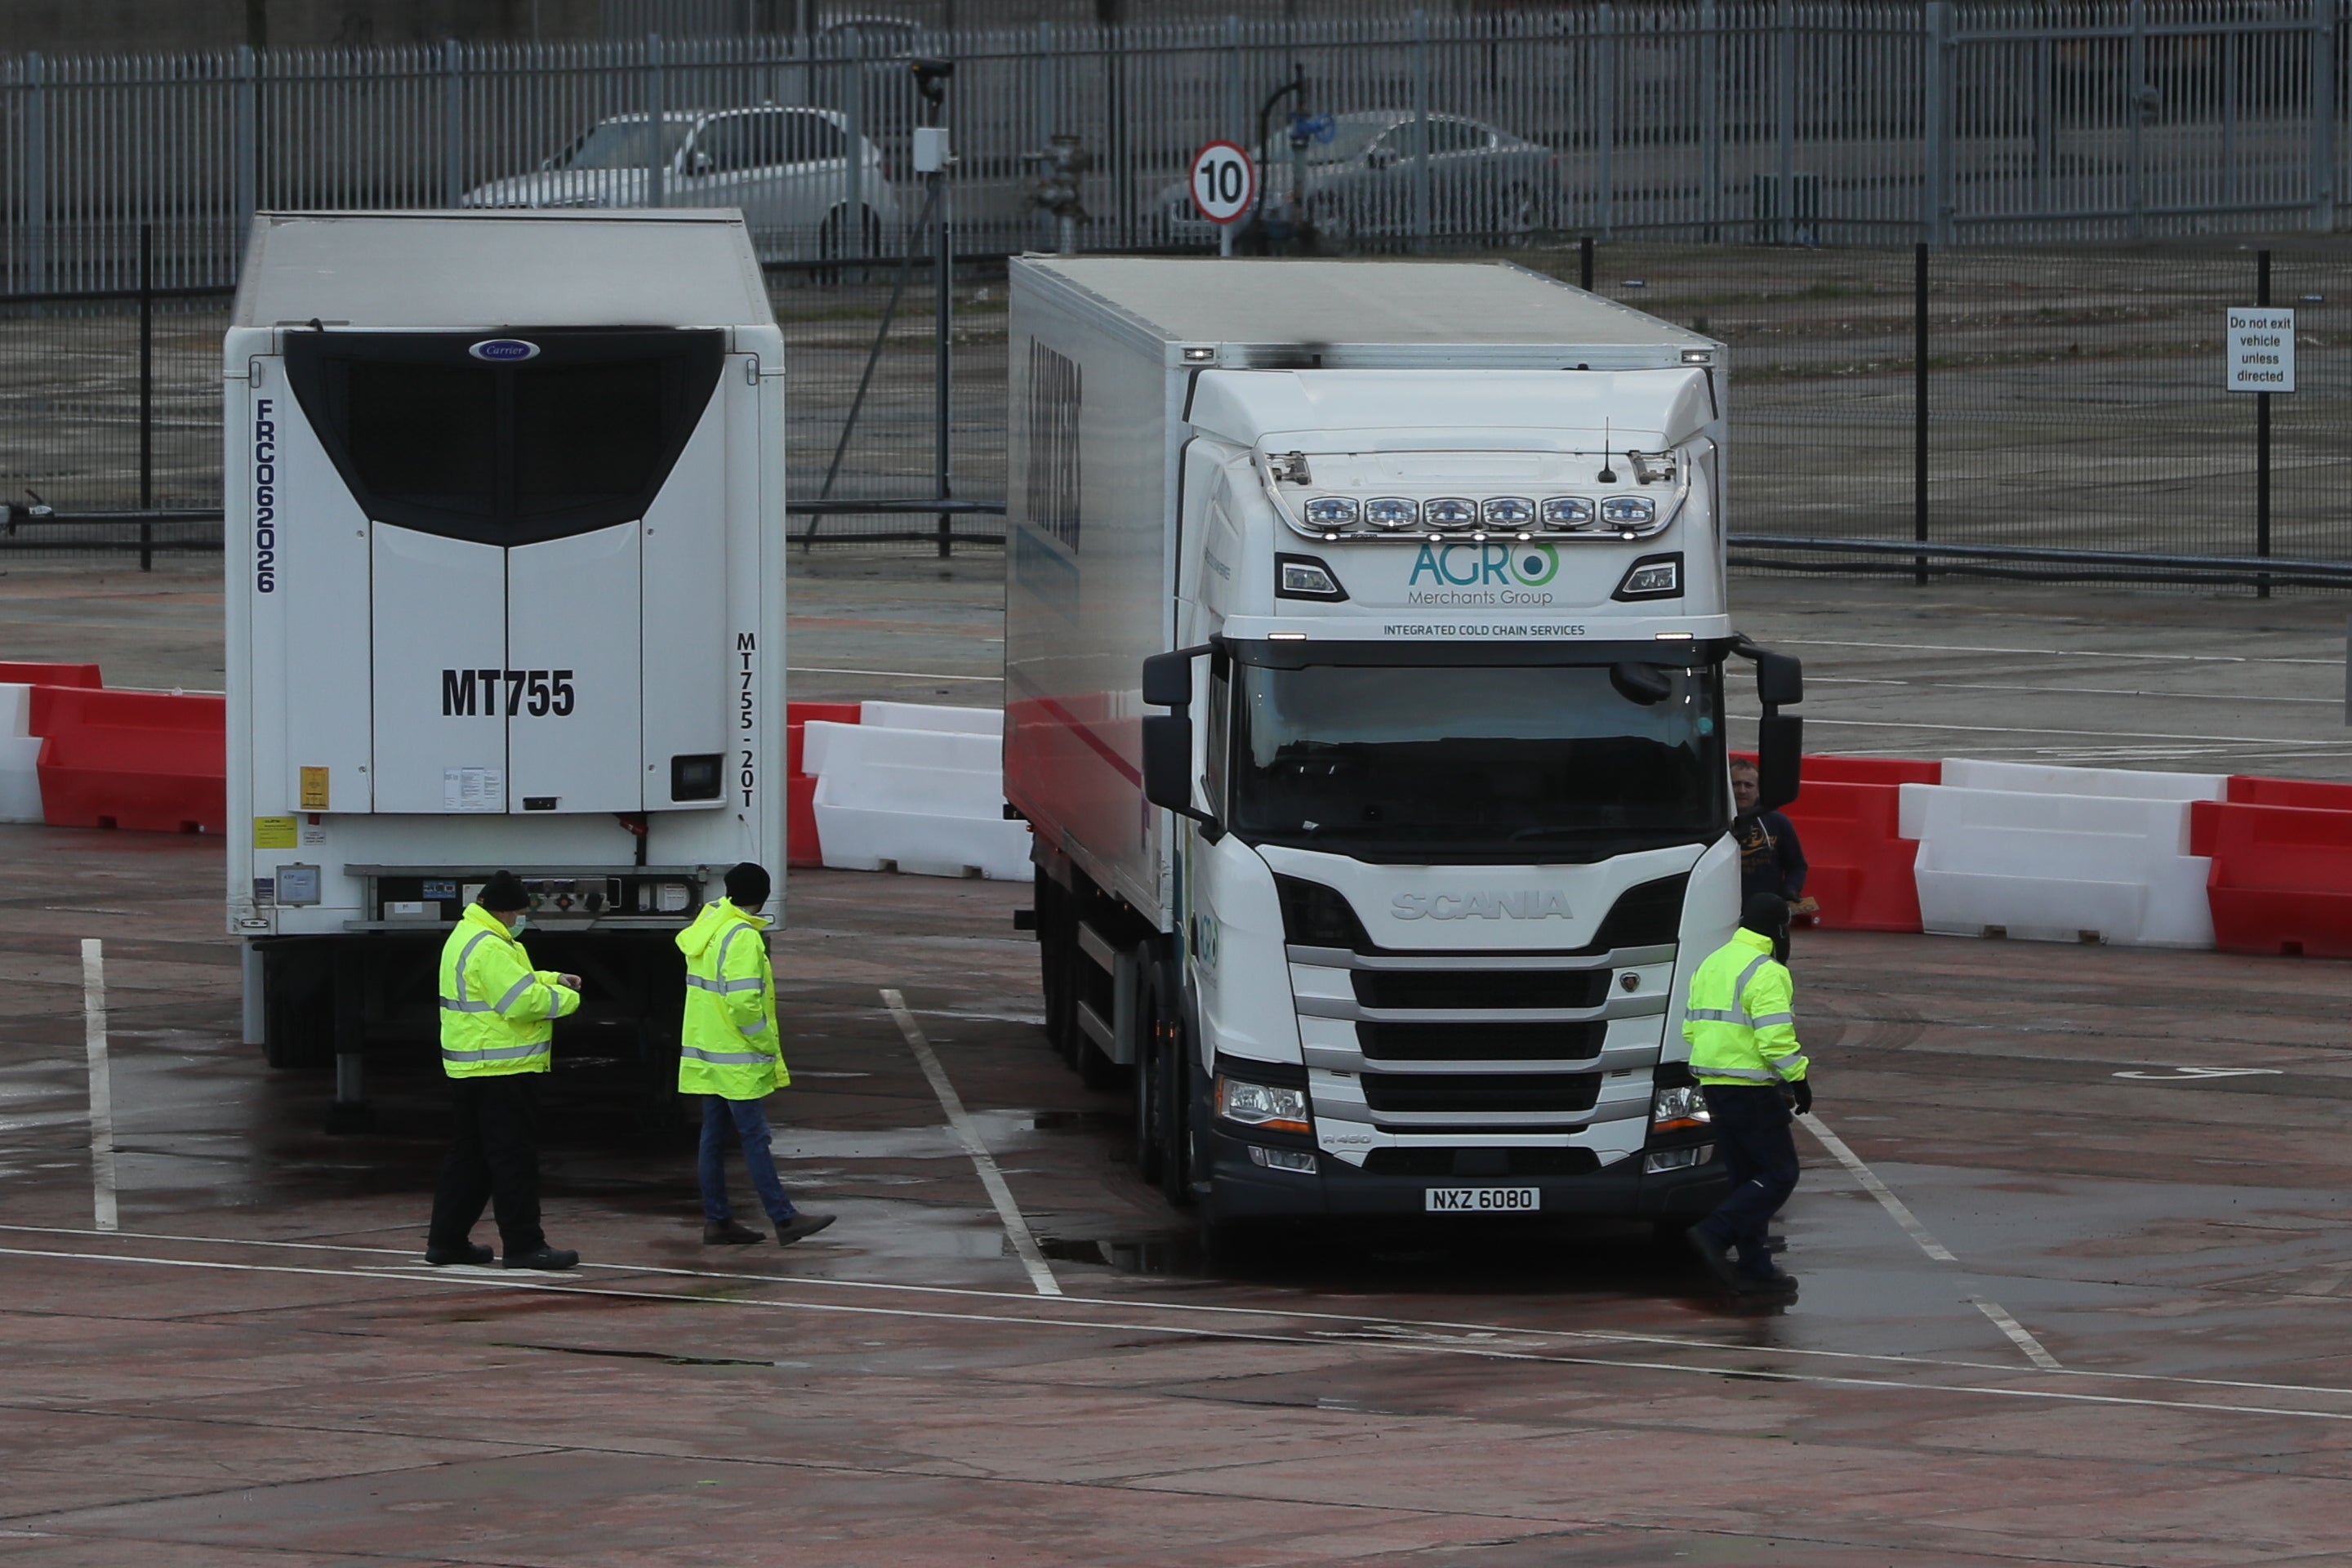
[428,1074,546,1258]
[1695,1084,1800,1277]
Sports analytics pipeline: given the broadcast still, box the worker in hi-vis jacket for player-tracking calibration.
[677,862,835,1248]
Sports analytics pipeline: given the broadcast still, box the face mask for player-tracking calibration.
[510,914,530,934]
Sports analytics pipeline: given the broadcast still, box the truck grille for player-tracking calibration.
[1360,1071,1601,1116]
[1358,1021,1606,1062]
[1363,1147,1601,1177]
[1352,968,1612,1010]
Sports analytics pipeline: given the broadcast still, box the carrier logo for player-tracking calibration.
[252,398,277,594]
[469,338,541,362]
[1392,890,1572,921]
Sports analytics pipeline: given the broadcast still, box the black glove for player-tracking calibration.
[1788,1079,1813,1116]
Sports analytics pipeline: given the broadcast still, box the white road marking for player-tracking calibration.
[11,1241,2352,1428]
[1972,1296,2064,1372]
[2114,1067,2286,1082]
[12,1223,2352,1405]
[81,938,117,1233]
[880,987,1061,1298]
[1798,1111,1958,1263]
[786,665,1002,683]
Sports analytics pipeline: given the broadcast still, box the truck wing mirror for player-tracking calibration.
[1756,715,1803,813]
[1142,647,1206,709]
[1142,715,1199,818]
[1609,661,1673,706]
[1141,644,1218,829]
[1754,650,1803,709]
[1730,636,1803,810]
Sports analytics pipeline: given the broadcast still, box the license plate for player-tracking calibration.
[1423,1186,1540,1214]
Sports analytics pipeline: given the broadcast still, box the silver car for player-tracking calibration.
[1158,110,1557,249]
[462,106,902,258]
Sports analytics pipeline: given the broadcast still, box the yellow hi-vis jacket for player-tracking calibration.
[1682,927,1809,1087]
[675,898,786,1099]
[436,904,579,1078]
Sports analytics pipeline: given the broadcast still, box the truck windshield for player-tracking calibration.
[1227,660,1726,863]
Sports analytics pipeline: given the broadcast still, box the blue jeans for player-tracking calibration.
[1695,1085,1800,1279]
[698,1095,798,1226]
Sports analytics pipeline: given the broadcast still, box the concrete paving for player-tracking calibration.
[6,559,2352,1563]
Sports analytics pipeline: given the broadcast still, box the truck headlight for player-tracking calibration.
[1423,497,1477,532]
[1276,554,1348,602]
[1601,496,1657,528]
[1217,1074,1312,1135]
[1539,496,1597,531]
[1613,552,1682,600]
[1364,497,1419,529]
[1302,497,1359,528]
[1481,497,1535,528]
[1650,1084,1710,1133]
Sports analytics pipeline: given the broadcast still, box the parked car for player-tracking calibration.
[1156,109,1557,249]
[462,106,902,259]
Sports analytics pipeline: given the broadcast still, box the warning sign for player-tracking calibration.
[2226,308,2296,393]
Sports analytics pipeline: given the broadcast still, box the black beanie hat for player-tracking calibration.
[1740,892,1790,940]
[724,862,771,908]
[479,870,530,913]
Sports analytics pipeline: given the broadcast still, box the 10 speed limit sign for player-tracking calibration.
[1189,141,1255,225]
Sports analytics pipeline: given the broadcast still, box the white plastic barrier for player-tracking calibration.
[800,719,999,781]
[1900,782,2213,947]
[0,684,41,824]
[1940,759,2225,803]
[802,716,1029,880]
[862,701,1001,737]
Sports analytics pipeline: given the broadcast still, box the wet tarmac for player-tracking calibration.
[7,813,2352,1565]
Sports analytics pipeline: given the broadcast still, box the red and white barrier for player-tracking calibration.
[0,685,42,823]
[0,664,224,835]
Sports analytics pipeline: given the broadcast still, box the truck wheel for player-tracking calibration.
[1160,1017,1196,1209]
[1036,874,1078,1066]
[1132,960,1171,1185]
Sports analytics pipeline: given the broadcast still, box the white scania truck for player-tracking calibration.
[1004,257,1803,1236]
[224,211,786,1104]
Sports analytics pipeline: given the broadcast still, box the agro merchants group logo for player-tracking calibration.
[1405,541,1560,605]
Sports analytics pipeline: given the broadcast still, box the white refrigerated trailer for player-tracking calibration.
[1004,256,1805,1236]
[224,211,787,1102]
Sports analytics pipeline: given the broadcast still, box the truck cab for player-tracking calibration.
[1004,258,1801,1236]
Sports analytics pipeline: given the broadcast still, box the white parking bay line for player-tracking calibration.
[1798,1111,1957,1263]
[1973,1296,2064,1372]
[880,987,1061,1298]
[82,938,118,1233]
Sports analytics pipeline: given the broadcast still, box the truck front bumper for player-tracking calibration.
[1202,1123,1729,1223]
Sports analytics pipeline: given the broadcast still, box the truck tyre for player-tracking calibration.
[1132,957,1173,1185]
[1036,872,1078,1066]
[1160,1022,1199,1209]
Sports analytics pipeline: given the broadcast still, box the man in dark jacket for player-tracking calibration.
[1731,758,1808,924]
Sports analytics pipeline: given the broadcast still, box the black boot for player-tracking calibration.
[703,1218,766,1245]
[775,1214,837,1247]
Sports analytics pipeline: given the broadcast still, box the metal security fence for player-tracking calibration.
[1542,240,2352,586]
[14,237,2352,585]
[8,2,2352,294]
[0,250,1013,557]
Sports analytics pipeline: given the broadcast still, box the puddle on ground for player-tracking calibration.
[1038,1233,1205,1275]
